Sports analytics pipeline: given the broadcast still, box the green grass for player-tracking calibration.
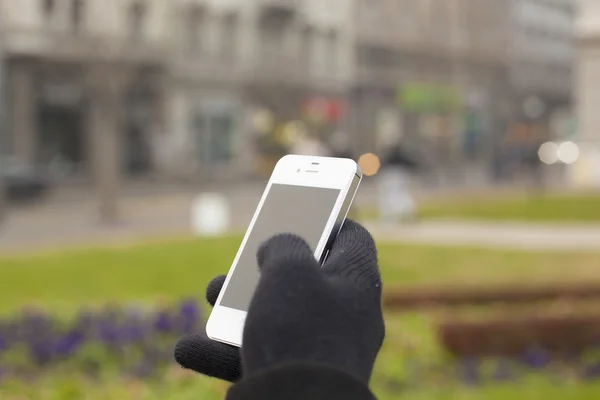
[360,192,600,223]
[2,238,600,399]
[2,237,599,314]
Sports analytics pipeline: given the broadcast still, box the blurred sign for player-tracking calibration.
[302,97,346,123]
[398,83,463,112]
[507,122,545,144]
[191,193,231,237]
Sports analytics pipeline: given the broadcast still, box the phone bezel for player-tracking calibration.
[206,155,362,347]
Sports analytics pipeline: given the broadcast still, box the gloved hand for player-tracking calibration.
[174,220,385,385]
[174,275,242,382]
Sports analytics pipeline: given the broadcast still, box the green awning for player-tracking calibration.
[398,83,464,112]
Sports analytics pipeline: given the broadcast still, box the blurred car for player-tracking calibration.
[0,156,53,203]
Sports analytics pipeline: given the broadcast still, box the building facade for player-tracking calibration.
[164,0,356,181]
[503,0,576,178]
[0,0,578,186]
[576,0,600,146]
[352,0,511,184]
[574,0,600,187]
[0,0,170,183]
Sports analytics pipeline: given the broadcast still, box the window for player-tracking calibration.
[359,0,382,24]
[220,13,239,62]
[326,30,338,71]
[186,5,206,52]
[258,17,286,57]
[194,111,236,166]
[128,1,147,40]
[71,0,84,31]
[42,0,55,18]
[302,25,316,72]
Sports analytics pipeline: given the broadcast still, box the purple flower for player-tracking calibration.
[523,347,551,369]
[583,362,600,379]
[98,323,120,346]
[29,340,55,365]
[179,300,200,321]
[55,329,84,356]
[75,310,95,331]
[0,333,6,353]
[153,312,172,333]
[122,321,146,343]
[178,300,202,333]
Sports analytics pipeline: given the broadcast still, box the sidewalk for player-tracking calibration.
[363,221,600,251]
[2,211,600,254]
[1,180,597,254]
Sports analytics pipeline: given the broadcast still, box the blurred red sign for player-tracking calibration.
[302,98,347,122]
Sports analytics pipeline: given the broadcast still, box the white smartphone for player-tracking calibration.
[206,154,362,347]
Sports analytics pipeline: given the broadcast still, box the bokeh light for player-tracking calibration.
[557,141,580,164]
[276,120,308,146]
[252,108,274,134]
[538,142,559,165]
[358,153,381,176]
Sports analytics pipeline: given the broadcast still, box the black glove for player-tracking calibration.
[175,220,385,385]
[174,275,242,382]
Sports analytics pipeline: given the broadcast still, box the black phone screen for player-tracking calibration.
[219,183,341,312]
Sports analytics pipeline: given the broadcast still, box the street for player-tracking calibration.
[1,180,599,254]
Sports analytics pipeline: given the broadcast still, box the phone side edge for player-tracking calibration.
[319,171,362,263]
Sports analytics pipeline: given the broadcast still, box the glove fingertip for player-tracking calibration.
[206,275,227,307]
[256,234,316,271]
[174,333,242,382]
[335,220,377,252]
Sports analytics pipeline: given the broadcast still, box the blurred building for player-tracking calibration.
[506,0,575,138]
[574,0,600,187]
[576,0,600,146]
[490,0,576,182]
[0,0,169,182]
[165,0,355,180]
[0,0,578,186]
[352,0,512,183]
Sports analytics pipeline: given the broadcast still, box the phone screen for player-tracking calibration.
[219,183,341,312]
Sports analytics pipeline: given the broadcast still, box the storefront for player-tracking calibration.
[187,93,243,179]
[397,82,466,165]
[122,69,165,177]
[36,77,86,177]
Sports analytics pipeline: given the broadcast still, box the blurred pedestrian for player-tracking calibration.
[377,139,419,224]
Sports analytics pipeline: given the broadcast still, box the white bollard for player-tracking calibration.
[191,193,231,237]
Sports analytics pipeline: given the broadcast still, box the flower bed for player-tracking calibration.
[0,299,203,381]
[382,352,600,392]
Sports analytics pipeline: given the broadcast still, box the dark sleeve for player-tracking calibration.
[226,363,377,400]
